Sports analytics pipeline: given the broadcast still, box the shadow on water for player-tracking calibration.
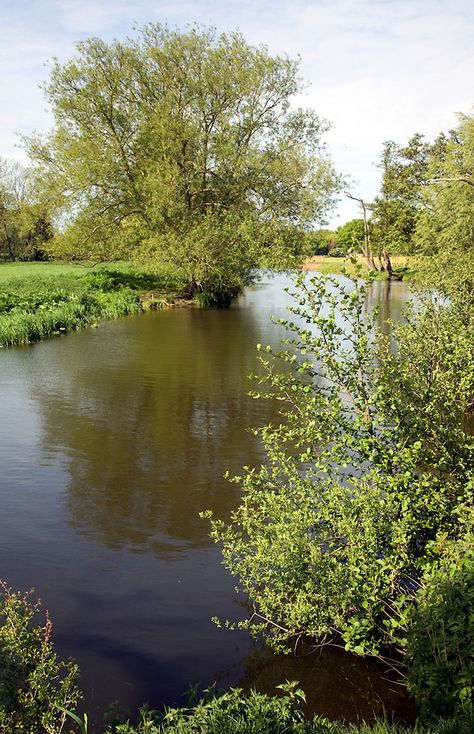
[0,273,416,726]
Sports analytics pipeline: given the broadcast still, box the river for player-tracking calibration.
[0,273,414,725]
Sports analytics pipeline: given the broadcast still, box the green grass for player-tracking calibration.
[101,688,474,734]
[0,261,91,279]
[0,259,187,286]
[0,261,188,347]
[303,256,413,279]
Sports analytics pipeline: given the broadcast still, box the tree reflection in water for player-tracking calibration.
[0,273,415,724]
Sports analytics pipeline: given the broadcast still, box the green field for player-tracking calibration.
[0,260,139,280]
[0,260,188,347]
[303,255,413,278]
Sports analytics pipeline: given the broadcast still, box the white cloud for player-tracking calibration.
[0,0,473,224]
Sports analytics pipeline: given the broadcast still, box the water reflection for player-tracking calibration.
[365,279,412,334]
[236,644,416,723]
[0,273,416,723]
[30,306,283,556]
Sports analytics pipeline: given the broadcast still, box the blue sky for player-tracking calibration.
[1,0,473,225]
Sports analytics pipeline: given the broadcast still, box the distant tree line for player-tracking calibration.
[0,158,53,261]
[307,111,474,275]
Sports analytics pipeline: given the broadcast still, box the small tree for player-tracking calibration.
[208,270,474,714]
[0,582,81,733]
[335,218,365,255]
[344,192,378,270]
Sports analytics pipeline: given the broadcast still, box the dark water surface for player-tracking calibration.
[0,274,414,725]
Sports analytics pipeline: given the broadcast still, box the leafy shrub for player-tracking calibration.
[0,582,81,734]
[407,527,474,718]
[207,272,474,713]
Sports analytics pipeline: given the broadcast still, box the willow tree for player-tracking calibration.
[27,25,338,302]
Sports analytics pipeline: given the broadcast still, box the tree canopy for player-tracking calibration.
[371,134,431,255]
[0,158,53,261]
[28,25,339,302]
[335,218,365,254]
[416,112,474,254]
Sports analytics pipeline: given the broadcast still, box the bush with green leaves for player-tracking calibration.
[334,219,366,255]
[207,269,474,715]
[0,582,81,734]
[407,529,474,719]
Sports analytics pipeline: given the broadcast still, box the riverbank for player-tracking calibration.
[0,255,423,348]
[302,255,412,278]
[0,261,190,347]
[103,694,472,734]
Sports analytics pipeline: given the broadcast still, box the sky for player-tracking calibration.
[0,0,473,226]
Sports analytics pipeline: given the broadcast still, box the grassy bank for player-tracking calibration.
[303,255,412,278]
[100,688,473,734]
[0,261,188,347]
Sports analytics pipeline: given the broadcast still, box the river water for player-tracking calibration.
[0,273,414,725]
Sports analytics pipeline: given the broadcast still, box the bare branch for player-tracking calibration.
[426,176,474,188]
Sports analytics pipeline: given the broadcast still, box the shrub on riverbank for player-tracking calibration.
[1,584,473,734]
[208,269,474,717]
[0,583,81,734]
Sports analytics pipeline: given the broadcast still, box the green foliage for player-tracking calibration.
[0,157,54,261]
[368,110,474,258]
[305,230,337,256]
[59,706,89,734]
[107,686,307,734]
[407,528,474,719]
[0,281,141,347]
[416,112,474,255]
[207,271,473,713]
[103,686,473,734]
[372,134,431,255]
[0,582,81,734]
[27,25,339,299]
[335,219,365,255]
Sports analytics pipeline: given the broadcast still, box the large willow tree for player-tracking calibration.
[28,26,338,302]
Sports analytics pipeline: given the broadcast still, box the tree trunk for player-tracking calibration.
[382,249,403,280]
[184,276,199,298]
[345,191,379,271]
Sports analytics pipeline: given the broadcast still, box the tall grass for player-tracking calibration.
[0,264,187,347]
[101,687,474,734]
